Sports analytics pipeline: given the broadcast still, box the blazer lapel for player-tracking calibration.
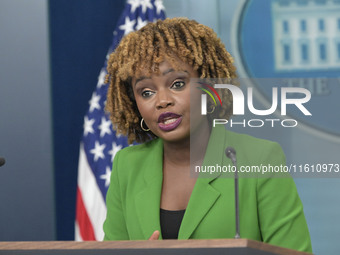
[178,177,220,239]
[134,139,164,240]
[178,125,228,239]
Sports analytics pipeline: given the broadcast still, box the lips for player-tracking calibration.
[158,112,182,132]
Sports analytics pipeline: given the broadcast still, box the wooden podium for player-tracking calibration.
[0,239,312,255]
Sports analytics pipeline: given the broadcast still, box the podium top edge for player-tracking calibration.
[0,239,312,255]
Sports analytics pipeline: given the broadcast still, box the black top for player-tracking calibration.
[160,208,186,239]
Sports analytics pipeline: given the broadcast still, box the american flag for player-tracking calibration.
[75,0,166,241]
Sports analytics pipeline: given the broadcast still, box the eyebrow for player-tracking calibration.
[134,76,150,86]
[134,68,188,87]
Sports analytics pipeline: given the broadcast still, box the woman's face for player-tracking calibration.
[132,60,207,144]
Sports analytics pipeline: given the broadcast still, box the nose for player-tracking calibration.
[156,89,173,110]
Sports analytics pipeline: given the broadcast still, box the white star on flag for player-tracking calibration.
[154,0,165,15]
[140,0,153,14]
[136,17,148,30]
[128,0,141,13]
[98,117,112,137]
[108,142,123,162]
[90,141,106,162]
[83,116,95,136]
[119,17,136,35]
[89,92,101,112]
[97,69,107,88]
[100,167,112,187]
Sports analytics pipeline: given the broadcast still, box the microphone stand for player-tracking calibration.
[225,147,240,239]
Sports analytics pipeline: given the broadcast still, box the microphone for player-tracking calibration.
[0,157,5,167]
[225,147,236,165]
[225,147,240,239]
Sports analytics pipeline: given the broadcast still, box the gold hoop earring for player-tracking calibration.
[207,105,215,114]
[140,118,150,132]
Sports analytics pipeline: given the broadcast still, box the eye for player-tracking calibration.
[141,90,154,98]
[171,80,185,90]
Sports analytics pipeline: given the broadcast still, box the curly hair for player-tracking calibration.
[105,17,237,144]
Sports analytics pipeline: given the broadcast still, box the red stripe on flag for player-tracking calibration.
[76,187,96,240]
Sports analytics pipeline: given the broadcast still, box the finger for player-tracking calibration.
[148,230,160,240]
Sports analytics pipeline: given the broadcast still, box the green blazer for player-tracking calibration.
[103,126,312,253]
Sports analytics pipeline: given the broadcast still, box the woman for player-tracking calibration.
[103,18,312,253]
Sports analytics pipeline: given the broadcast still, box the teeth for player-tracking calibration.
[164,118,178,125]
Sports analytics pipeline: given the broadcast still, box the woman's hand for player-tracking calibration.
[148,230,160,240]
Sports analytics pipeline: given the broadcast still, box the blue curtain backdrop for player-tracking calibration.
[49,0,125,240]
